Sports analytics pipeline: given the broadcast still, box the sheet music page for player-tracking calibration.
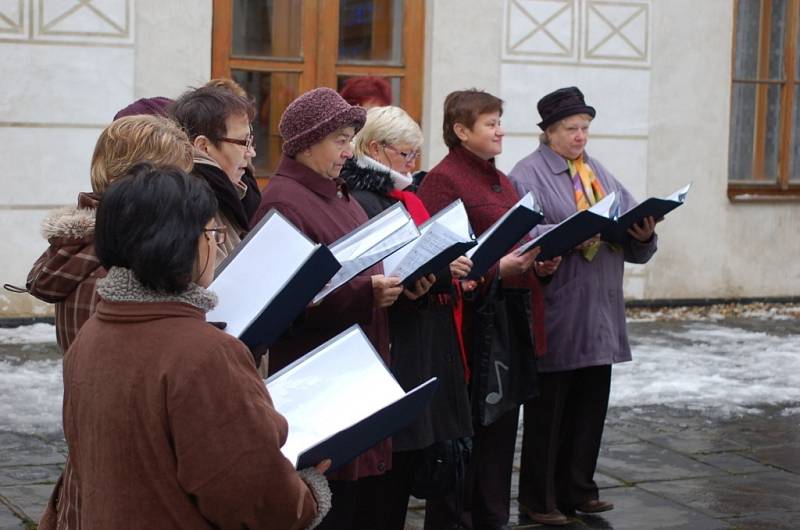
[665,183,692,203]
[384,222,464,280]
[267,327,405,467]
[466,192,536,258]
[206,212,317,338]
[313,217,419,302]
[330,204,411,262]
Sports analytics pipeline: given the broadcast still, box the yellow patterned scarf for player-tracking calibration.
[567,156,605,261]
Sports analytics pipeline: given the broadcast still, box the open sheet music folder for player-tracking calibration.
[602,183,691,244]
[266,325,438,471]
[206,209,340,350]
[518,192,618,260]
[312,202,420,304]
[382,199,477,287]
[465,192,544,280]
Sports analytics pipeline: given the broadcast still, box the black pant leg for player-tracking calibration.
[557,365,612,509]
[381,450,419,530]
[317,479,358,530]
[518,371,570,514]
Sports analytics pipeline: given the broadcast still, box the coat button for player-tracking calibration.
[377,462,386,472]
[337,190,344,199]
[491,184,501,192]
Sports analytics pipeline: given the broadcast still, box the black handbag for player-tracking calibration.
[409,437,472,500]
[470,276,539,427]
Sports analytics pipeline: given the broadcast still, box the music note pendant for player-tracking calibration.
[485,360,509,405]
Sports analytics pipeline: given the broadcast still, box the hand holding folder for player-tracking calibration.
[602,183,691,244]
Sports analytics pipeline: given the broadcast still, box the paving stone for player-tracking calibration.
[642,430,747,455]
[595,470,626,489]
[722,510,800,530]
[0,502,26,529]
[601,426,641,446]
[694,452,777,475]
[0,433,65,467]
[0,465,62,487]
[597,442,723,483]
[0,484,53,522]
[751,445,800,474]
[638,470,800,519]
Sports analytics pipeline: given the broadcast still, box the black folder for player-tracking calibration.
[266,325,438,472]
[466,193,543,280]
[602,183,691,244]
[207,209,341,350]
[383,199,477,287]
[296,378,438,471]
[518,192,618,260]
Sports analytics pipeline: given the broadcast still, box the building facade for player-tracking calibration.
[1,0,798,317]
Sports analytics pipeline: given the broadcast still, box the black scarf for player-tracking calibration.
[191,162,259,233]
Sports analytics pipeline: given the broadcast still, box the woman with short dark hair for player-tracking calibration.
[171,86,261,261]
[49,163,331,530]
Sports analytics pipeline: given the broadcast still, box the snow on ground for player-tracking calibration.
[611,322,800,416]
[1,317,799,434]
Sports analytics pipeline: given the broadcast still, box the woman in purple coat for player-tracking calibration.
[507,87,658,526]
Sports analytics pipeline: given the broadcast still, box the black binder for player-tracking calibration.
[602,184,691,244]
[296,378,438,471]
[518,192,618,260]
[466,193,543,280]
[266,325,438,472]
[383,199,477,287]
[207,209,341,350]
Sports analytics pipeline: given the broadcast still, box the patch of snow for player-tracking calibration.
[0,323,57,344]
[611,322,800,417]
[0,357,63,435]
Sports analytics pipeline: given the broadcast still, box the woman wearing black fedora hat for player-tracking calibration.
[508,87,659,526]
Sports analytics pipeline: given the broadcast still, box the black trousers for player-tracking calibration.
[316,475,389,530]
[424,406,519,530]
[518,365,612,514]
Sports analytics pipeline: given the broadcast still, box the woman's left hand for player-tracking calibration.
[404,274,436,300]
[533,256,561,277]
[449,256,473,279]
[628,216,657,242]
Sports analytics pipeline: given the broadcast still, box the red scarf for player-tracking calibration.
[386,189,430,225]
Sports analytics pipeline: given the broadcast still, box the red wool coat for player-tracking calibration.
[417,146,547,356]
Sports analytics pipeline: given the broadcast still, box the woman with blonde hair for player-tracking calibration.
[339,105,475,529]
[26,114,193,353]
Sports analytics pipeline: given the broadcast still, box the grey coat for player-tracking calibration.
[508,143,657,373]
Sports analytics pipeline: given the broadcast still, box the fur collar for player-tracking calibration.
[97,267,218,312]
[340,155,413,194]
[41,206,95,240]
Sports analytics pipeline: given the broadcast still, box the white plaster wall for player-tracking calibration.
[0,0,213,317]
[422,0,503,168]
[645,0,800,299]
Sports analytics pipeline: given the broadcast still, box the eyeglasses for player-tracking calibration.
[382,144,421,163]
[203,226,227,245]
[219,133,255,151]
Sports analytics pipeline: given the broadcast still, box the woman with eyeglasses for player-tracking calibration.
[339,105,475,529]
[46,163,331,530]
[171,86,260,262]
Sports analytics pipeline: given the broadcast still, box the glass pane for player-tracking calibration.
[761,84,782,178]
[729,83,756,180]
[767,0,787,79]
[734,0,761,79]
[231,70,301,177]
[232,0,302,58]
[339,0,403,64]
[791,85,800,182]
[337,75,401,107]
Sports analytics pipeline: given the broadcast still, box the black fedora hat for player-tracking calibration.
[537,86,596,131]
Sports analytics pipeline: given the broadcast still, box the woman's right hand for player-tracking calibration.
[449,256,473,279]
[372,275,403,308]
[499,246,540,277]
[314,459,332,474]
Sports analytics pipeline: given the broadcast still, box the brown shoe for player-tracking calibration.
[576,499,614,513]
[519,505,570,526]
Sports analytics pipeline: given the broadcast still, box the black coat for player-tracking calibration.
[340,155,473,450]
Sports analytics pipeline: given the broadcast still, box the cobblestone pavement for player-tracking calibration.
[1,311,799,529]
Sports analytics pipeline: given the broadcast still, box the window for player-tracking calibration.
[728,0,800,200]
[212,0,425,184]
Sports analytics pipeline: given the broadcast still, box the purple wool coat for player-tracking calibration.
[507,143,657,373]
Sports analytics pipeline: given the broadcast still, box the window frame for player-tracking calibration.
[211,0,425,183]
[728,0,800,201]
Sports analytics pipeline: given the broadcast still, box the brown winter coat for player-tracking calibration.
[46,267,329,530]
[26,193,105,352]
